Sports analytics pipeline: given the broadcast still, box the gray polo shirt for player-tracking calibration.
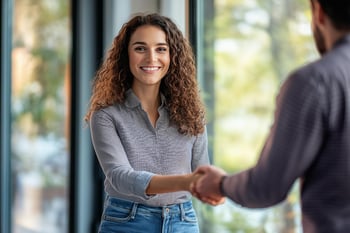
[90,89,209,206]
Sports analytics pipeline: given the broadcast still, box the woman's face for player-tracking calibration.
[128,25,170,89]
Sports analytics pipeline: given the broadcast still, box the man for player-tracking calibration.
[191,0,350,232]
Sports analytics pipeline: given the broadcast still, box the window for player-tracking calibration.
[11,0,71,232]
[194,0,317,232]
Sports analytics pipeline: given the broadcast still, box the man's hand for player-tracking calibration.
[190,165,227,206]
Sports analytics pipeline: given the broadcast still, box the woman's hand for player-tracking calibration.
[190,166,227,206]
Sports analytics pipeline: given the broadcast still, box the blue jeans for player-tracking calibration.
[98,196,199,233]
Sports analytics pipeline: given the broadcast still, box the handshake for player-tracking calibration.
[188,165,228,206]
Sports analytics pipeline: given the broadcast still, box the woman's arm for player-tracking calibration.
[146,173,202,194]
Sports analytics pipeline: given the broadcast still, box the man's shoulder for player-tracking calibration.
[287,60,320,83]
[294,40,350,75]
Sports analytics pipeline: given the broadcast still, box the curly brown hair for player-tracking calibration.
[85,13,206,136]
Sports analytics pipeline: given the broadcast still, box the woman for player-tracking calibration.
[85,13,209,233]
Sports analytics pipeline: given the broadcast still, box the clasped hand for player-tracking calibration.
[190,165,227,206]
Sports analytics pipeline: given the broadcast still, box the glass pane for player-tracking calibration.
[11,0,71,232]
[196,0,317,232]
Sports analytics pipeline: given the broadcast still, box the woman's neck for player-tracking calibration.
[132,85,161,127]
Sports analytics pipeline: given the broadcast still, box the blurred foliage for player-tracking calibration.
[12,0,70,138]
[211,0,317,173]
[11,0,70,231]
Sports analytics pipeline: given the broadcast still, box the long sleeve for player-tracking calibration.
[90,109,154,200]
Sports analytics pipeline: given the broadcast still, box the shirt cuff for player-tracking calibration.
[219,175,228,197]
[133,171,155,200]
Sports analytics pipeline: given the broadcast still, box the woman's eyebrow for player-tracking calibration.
[131,41,168,46]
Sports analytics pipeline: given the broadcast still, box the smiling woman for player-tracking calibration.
[128,25,170,99]
[85,13,210,233]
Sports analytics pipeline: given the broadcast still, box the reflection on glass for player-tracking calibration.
[11,0,70,232]
[196,0,317,232]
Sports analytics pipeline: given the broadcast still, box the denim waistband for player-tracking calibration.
[105,196,193,219]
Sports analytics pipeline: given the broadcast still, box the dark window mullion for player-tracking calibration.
[1,0,13,233]
[69,0,104,232]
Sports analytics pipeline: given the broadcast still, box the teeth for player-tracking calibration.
[142,67,159,71]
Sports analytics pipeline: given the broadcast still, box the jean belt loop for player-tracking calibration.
[179,203,185,221]
[130,203,138,220]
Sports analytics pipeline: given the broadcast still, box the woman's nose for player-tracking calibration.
[146,50,157,61]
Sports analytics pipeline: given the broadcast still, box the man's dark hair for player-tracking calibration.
[316,0,350,30]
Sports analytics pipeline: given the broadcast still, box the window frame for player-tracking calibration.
[1,0,13,232]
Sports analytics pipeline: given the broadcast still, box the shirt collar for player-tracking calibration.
[333,32,350,48]
[124,88,166,109]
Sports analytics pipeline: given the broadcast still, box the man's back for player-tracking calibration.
[298,34,350,233]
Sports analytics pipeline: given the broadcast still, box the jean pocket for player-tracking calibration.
[103,203,136,223]
[182,208,198,223]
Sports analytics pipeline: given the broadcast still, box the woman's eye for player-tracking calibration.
[135,47,146,52]
[157,47,168,53]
